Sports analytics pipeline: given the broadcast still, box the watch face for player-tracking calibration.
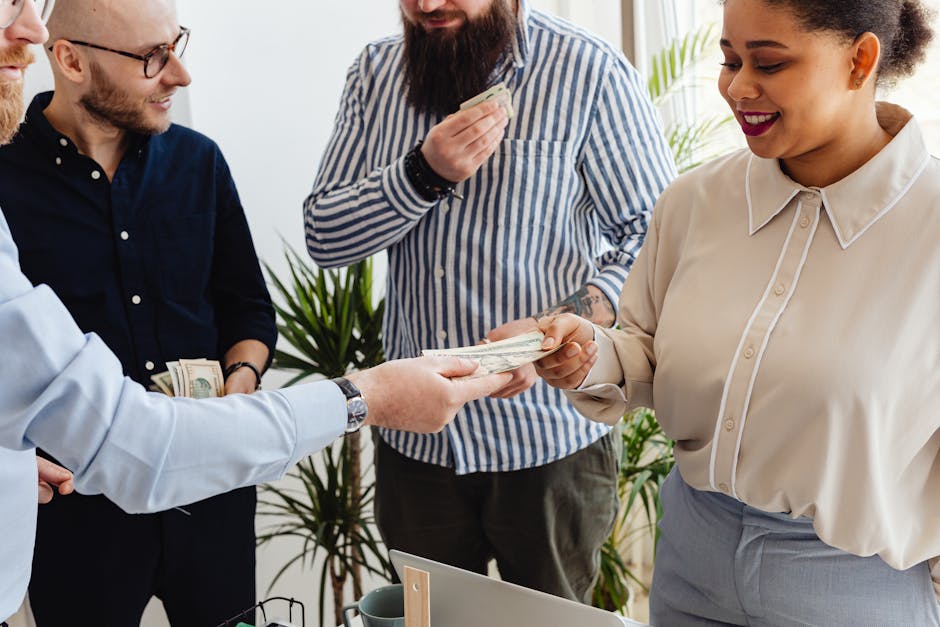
[346,397,368,431]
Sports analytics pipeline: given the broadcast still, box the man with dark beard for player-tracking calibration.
[306,0,676,603]
[0,0,274,624]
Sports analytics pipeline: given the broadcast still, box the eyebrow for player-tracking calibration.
[720,38,790,50]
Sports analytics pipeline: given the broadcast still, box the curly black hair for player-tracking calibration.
[725,0,935,86]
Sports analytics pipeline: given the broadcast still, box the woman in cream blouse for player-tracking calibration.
[536,0,940,624]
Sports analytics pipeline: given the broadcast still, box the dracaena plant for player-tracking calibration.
[258,245,387,627]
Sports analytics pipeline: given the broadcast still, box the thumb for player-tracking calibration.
[452,372,514,401]
[432,356,482,378]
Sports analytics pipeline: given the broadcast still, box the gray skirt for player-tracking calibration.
[649,468,940,626]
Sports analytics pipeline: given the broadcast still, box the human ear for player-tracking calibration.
[49,41,89,85]
[850,32,881,89]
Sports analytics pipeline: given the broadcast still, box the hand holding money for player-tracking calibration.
[532,314,599,390]
[150,358,224,399]
[422,329,567,381]
[421,92,510,183]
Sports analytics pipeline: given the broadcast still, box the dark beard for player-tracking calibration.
[80,61,171,136]
[402,0,516,117]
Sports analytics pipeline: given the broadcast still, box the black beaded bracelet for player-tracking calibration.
[404,141,458,202]
[224,361,262,390]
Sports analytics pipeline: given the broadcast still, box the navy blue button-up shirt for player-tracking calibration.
[0,92,276,386]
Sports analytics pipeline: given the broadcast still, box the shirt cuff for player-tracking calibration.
[276,380,347,466]
[383,155,438,221]
[579,324,624,389]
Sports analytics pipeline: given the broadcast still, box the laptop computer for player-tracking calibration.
[390,550,649,627]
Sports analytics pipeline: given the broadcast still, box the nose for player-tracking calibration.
[162,52,192,88]
[725,68,760,102]
[417,0,447,13]
[3,0,49,46]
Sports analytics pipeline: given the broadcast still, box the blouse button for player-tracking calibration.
[55,157,62,166]
[774,283,786,296]
[59,138,68,147]
[131,295,142,305]
[799,216,810,228]
[120,231,129,241]
[724,418,735,431]
[718,483,730,493]
[743,347,755,359]
[145,361,155,371]
[91,170,102,180]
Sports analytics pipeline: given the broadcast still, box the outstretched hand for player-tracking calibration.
[534,314,598,389]
[37,456,74,504]
[348,356,512,433]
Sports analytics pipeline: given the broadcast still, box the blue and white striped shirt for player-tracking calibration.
[304,1,675,474]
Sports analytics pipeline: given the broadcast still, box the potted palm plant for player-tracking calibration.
[593,22,730,615]
[258,246,387,627]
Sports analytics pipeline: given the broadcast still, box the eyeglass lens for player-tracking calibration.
[1,0,54,28]
[145,28,189,78]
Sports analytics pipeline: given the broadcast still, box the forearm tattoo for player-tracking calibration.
[534,285,616,327]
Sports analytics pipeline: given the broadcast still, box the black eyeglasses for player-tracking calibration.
[54,27,190,78]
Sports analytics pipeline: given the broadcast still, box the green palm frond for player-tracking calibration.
[648,23,717,105]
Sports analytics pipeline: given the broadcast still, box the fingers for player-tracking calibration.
[453,371,513,400]
[431,356,482,378]
[424,101,508,181]
[489,364,538,399]
[538,313,591,349]
[534,341,598,389]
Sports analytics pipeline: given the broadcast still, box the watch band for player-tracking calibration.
[331,376,368,433]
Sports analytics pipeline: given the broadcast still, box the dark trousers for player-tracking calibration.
[374,429,620,604]
[29,486,256,627]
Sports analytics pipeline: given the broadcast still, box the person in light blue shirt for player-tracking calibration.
[0,2,510,622]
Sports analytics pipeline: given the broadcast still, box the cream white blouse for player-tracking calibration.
[572,103,940,585]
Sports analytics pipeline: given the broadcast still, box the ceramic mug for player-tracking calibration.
[342,583,405,627]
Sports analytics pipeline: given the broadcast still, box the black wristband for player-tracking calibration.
[224,361,262,390]
[403,141,458,202]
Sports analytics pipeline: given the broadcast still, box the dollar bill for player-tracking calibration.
[157,359,224,398]
[179,358,225,399]
[150,371,175,396]
[422,330,566,379]
[459,83,514,118]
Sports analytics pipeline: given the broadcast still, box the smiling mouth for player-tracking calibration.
[738,112,780,136]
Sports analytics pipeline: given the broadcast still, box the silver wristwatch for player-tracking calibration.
[331,376,368,433]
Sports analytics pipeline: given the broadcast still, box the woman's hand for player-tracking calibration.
[534,314,598,389]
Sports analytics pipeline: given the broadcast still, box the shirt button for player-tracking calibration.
[774,283,786,296]
[131,295,142,305]
[59,138,68,147]
[799,216,810,228]
[120,231,129,241]
[724,418,735,431]
[718,483,730,493]
[55,157,62,166]
[91,170,102,180]
[438,330,447,340]
[743,347,754,359]
[434,267,445,279]
[145,361,155,371]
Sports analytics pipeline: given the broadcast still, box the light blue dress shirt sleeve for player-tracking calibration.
[0,209,347,513]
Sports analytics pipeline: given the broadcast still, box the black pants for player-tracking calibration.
[374,429,620,604]
[29,486,256,627]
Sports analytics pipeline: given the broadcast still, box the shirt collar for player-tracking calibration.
[20,90,150,162]
[746,102,931,249]
[509,0,532,69]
